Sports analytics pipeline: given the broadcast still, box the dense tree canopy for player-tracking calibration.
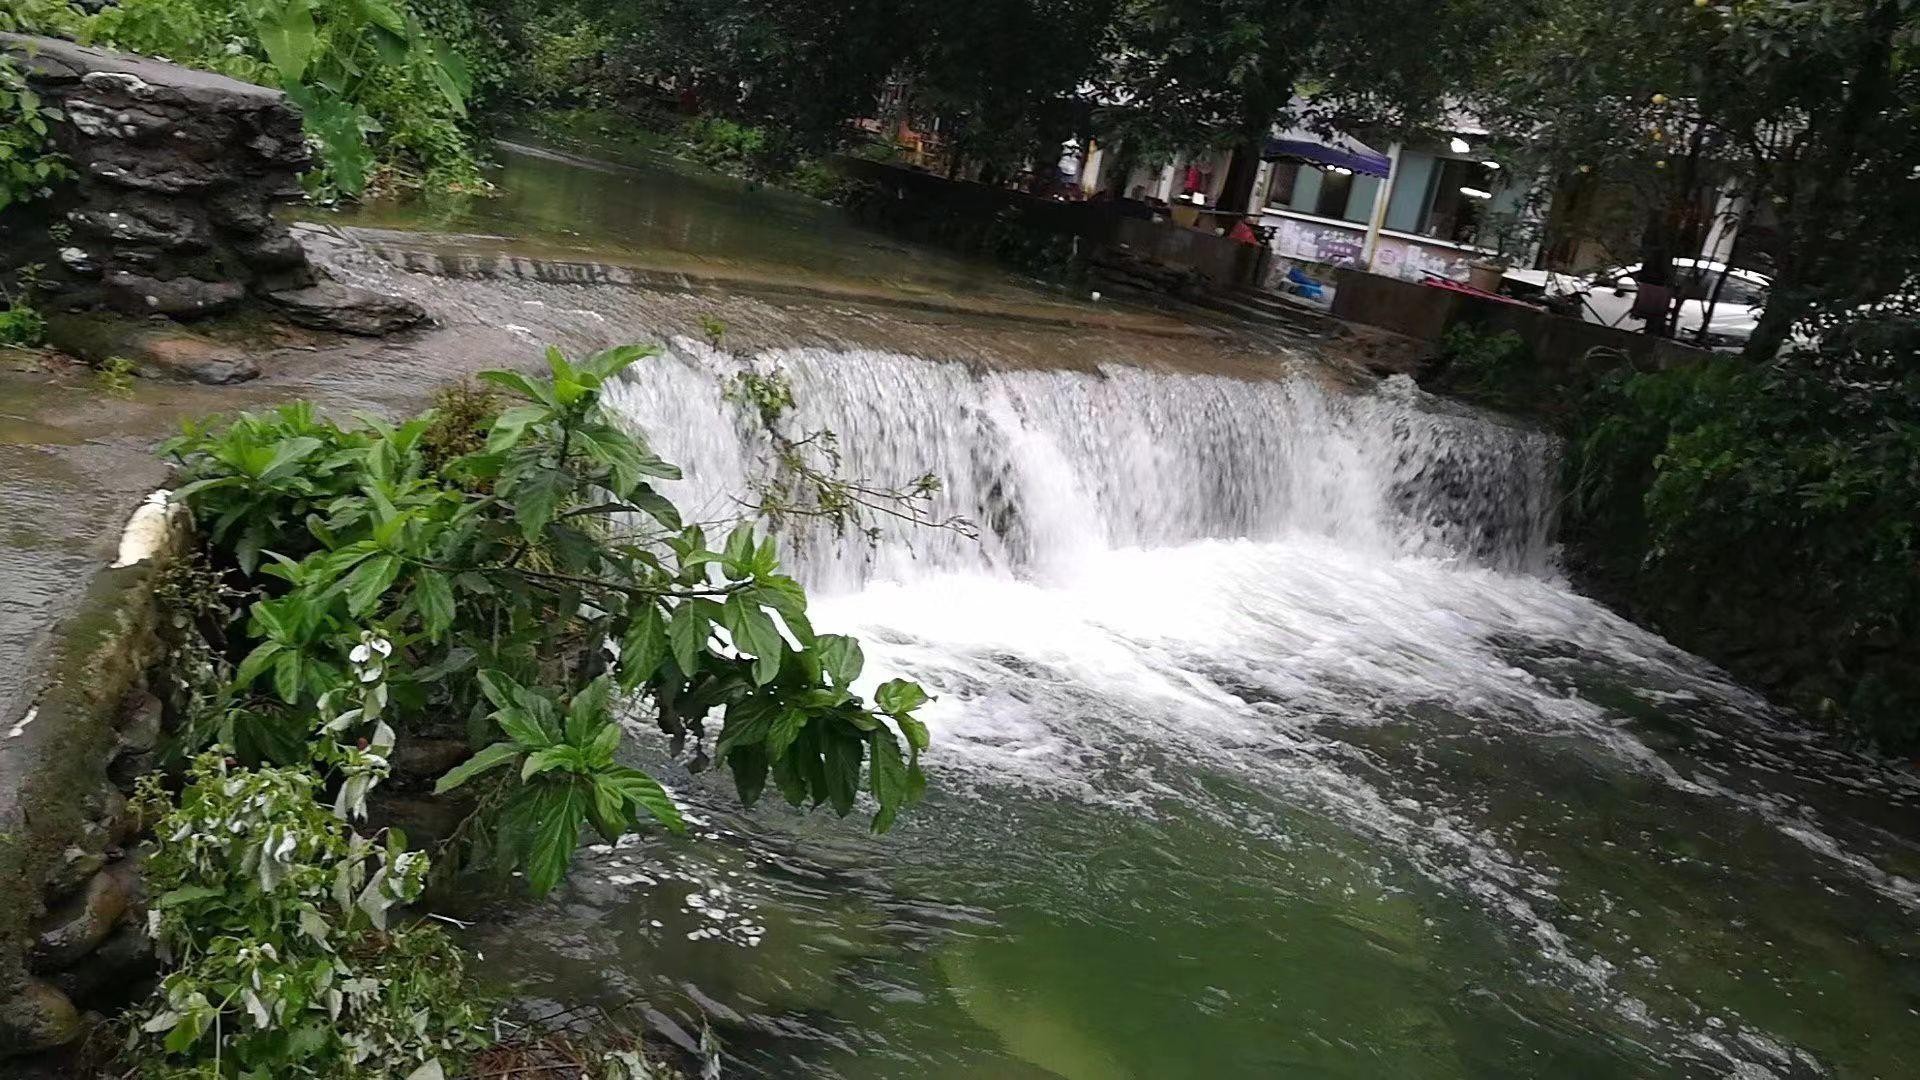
[1479,0,1920,350]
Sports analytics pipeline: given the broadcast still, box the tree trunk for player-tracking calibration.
[1216,132,1266,214]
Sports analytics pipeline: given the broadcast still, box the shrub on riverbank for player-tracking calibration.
[129,345,932,1074]
[1561,336,1920,753]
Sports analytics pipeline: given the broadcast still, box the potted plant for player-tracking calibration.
[1468,208,1542,292]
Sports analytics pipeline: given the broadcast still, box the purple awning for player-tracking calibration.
[1263,136,1391,179]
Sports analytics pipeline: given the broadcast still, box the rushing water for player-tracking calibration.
[321,147,1920,1078]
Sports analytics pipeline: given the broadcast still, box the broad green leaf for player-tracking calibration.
[494,705,554,750]
[587,720,622,766]
[432,741,521,793]
[168,476,243,501]
[600,766,683,831]
[565,676,611,746]
[587,776,627,842]
[733,745,772,806]
[478,369,555,407]
[424,53,468,119]
[524,782,587,895]
[766,708,809,761]
[629,484,683,531]
[582,344,656,380]
[751,576,813,643]
[815,634,864,686]
[619,604,669,689]
[273,649,303,704]
[414,569,454,639]
[357,0,408,37]
[722,523,756,577]
[868,730,910,832]
[769,743,809,806]
[345,553,401,617]
[522,745,579,780]
[368,24,409,66]
[722,592,783,685]
[235,640,283,688]
[155,885,225,908]
[713,697,777,759]
[876,679,928,716]
[433,40,472,98]
[476,668,523,711]
[511,466,573,540]
[823,729,862,816]
[667,602,707,674]
[894,713,930,752]
[546,347,586,405]
[255,0,317,84]
[487,405,548,455]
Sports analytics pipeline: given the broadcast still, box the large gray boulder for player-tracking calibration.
[0,33,319,315]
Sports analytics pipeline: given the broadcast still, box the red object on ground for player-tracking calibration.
[1228,220,1260,246]
[1419,274,1535,308]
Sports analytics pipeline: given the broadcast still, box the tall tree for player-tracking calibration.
[1100,0,1510,213]
[1480,0,1920,351]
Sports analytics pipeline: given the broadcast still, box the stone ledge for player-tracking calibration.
[0,491,186,1059]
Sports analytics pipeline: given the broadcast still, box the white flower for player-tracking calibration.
[350,643,372,664]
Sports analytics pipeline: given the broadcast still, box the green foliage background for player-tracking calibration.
[1562,336,1920,753]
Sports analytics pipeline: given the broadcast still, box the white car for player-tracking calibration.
[1551,258,1772,350]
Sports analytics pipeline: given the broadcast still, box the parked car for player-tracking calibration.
[1548,258,1773,350]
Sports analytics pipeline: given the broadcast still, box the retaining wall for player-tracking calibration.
[0,495,186,1060]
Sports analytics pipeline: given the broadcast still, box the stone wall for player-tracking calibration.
[0,494,187,1061]
[0,33,424,340]
[1329,267,1708,378]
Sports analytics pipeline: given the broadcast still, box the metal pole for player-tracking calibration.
[1362,142,1403,272]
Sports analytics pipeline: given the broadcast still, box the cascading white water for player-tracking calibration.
[603,343,1562,592]
[586,338,1920,1078]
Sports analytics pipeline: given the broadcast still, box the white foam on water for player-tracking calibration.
[590,340,1918,1076]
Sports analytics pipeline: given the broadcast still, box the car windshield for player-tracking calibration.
[1674,266,1767,308]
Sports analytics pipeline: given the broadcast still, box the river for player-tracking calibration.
[318,142,1920,1079]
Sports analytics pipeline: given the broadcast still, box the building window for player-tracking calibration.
[1265,162,1299,207]
[1313,169,1356,220]
[1266,162,1374,225]
[1416,158,1496,245]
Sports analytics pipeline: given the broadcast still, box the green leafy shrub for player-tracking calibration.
[129,651,491,1077]
[96,355,138,397]
[137,345,938,1074]
[0,295,46,347]
[77,0,477,197]
[0,263,48,347]
[1563,339,1920,751]
[1433,323,1535,409]
[164,345,933,895]
[0,4,75,211]
[681,116,767,170]
[783,158,848,201]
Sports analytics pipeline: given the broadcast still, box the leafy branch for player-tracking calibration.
[723,364,978,545]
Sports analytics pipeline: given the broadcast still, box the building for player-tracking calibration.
[1090,110,1539,287]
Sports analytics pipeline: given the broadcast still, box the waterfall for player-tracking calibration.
[601,342,1561,592]
[307,192,1920,1080]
